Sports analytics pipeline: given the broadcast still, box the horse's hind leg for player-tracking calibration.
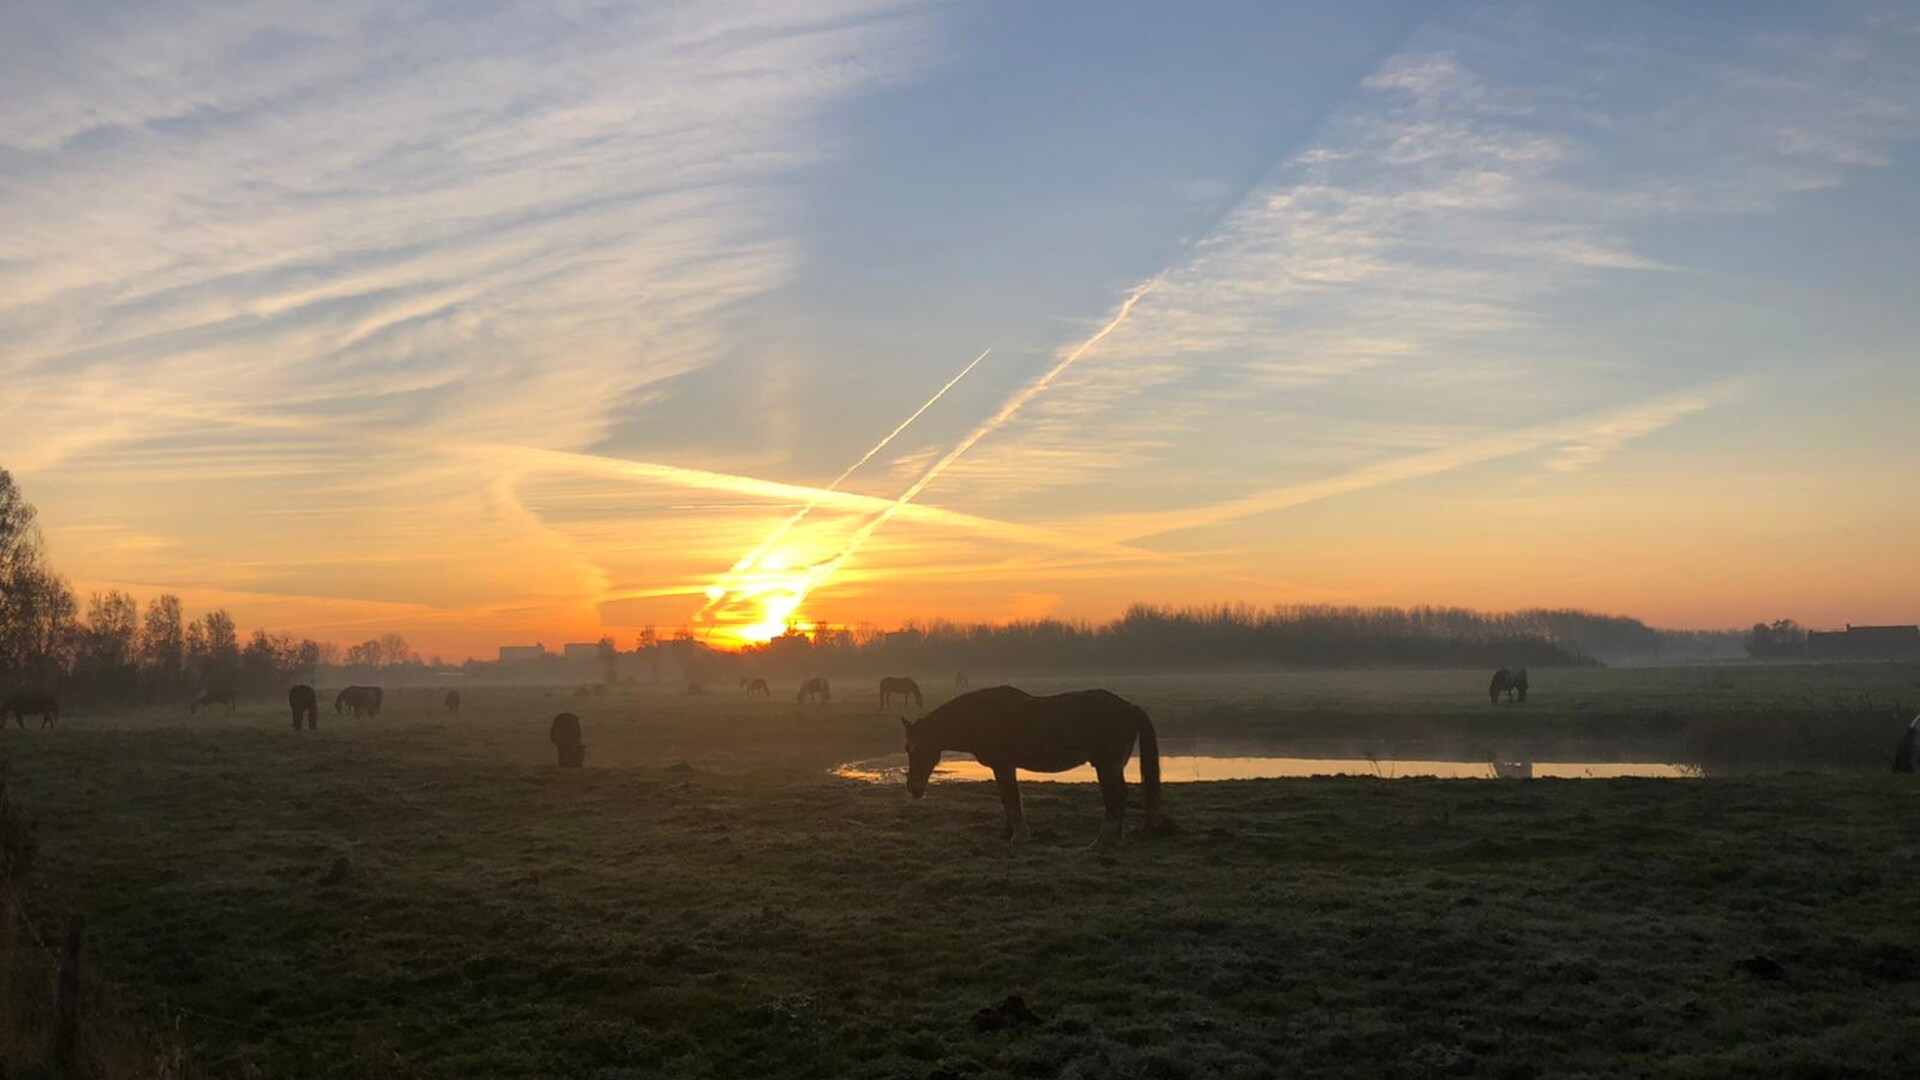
[1094,762,1127,850]
[993,766,1029,843]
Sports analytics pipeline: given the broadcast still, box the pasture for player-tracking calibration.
[4,665,1920,1077]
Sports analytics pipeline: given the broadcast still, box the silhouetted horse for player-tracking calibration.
[955,672,971,689]
[288,685,319,730]
[742,677,770,697]
[550,712,584,767]
[444,690,461,714]
[2,689,58,730]
[1895,717,1918,774]
[190,686,236,716]
[1489,668,1529,704]
[334,685,383,718]
[797,677,831,705]
[901,685,1163,849]
[879,677,923,710]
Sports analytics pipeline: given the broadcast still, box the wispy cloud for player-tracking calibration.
[929,7,1916,537]
[1,0,944,644]
[1082,379,1749,542]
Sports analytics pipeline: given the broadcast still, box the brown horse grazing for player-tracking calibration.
[879,676,923,710]
[550,712,585,767]
[288,685,319,730]
[955,671,971,689]
[901,686,1163,849]
[444,690,461,714]
[797,677,831,705]
[190,685,237,716]
[1489,667,1529,704]
[743,678,770,697]
[3,689,59,730]
[334,685,383,718]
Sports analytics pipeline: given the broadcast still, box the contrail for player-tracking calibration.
[781,278,1160,610]
[695,347,992,622]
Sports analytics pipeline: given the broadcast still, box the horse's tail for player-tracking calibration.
[1136,706,1163,828]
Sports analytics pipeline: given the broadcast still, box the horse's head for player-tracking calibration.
[901,717,939,799]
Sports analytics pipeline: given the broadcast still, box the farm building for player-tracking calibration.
[1805,624,1920,661]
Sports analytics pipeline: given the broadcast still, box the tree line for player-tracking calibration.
[707,603,1592,679]
[0,469,431,705]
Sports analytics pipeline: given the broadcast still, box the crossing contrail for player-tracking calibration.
[779,278,1160,612]
[696,347,992,624]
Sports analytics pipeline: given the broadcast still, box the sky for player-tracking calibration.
[2,0,1917,658]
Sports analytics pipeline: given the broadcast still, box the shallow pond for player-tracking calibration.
[835,753,1699,783]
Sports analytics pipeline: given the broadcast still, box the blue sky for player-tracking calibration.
[2,0,1915,653]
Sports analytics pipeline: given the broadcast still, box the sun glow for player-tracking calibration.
[700,546,817,646]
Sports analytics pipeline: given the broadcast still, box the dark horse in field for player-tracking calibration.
[190,685,236,716]
[550,712,584,767]
[288,685,319,730]
[1489,667,1529,704]
[444,690,461,714]
[335,685,383,718]
[879,676,923,710]
[797,677,831,705]
[901,686,1163,849]
[3,689,58,729]
[740,677,770,697]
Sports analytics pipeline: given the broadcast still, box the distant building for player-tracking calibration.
[1806,625,1920,661]
[498,644,548,664]
[561,642,604,662]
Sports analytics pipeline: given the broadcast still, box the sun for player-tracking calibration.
[697,545,822,647]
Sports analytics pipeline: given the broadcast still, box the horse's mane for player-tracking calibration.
[919,685,1030,737]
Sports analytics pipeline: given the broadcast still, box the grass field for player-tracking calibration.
[5,665,1920,1077]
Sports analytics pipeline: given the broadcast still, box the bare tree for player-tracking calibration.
[0,469,76,684]
[141,593,186,693]
[76,590,140,698]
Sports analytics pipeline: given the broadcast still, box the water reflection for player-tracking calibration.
[835,754,1699,784]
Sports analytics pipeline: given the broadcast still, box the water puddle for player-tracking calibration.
[835,754,1699,784]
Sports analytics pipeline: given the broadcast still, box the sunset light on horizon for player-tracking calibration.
[4,1,1916,660]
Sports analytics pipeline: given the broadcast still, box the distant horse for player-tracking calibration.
[901,685,1163,849]
[1489,668,1529,704]
[444,690,461,714]
[742,677,770,697]
[879,676,923,710]
[288,685,319,730]
[955,672,971,690]
[1895,717,1918,774]
[550,712,584,767]
[797,677,831,705]
[334,685,383,718]
[190,686,236,716]
[2,689,58,730]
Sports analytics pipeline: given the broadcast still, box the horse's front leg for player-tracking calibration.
[992,765,1029,843]
[1093,762,1127,850]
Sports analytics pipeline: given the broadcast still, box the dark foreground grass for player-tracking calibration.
[3,675,1920,1078]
